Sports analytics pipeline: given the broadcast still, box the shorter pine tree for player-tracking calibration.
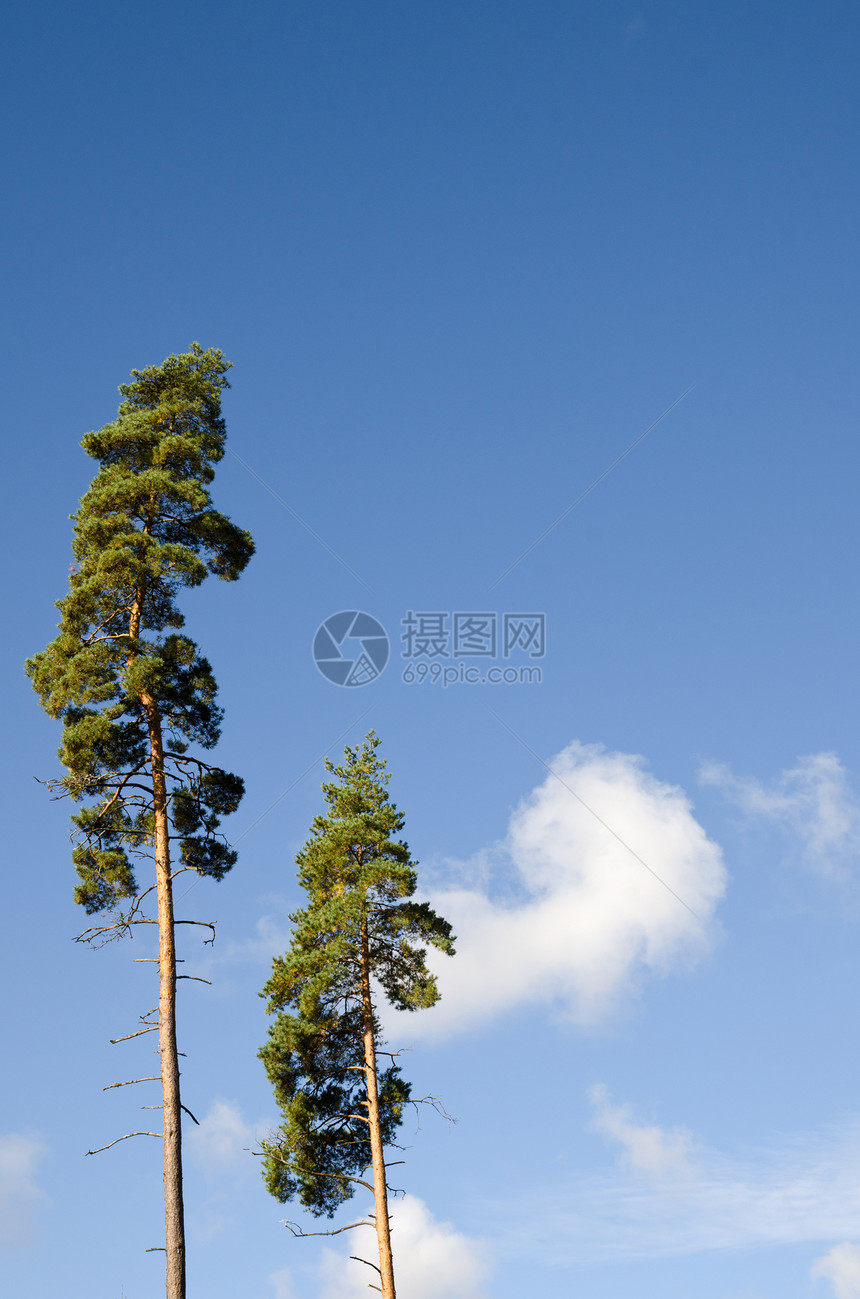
[259,733,454,1299]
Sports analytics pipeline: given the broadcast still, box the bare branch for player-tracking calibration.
[258,1150,375,1192]
[350,1255,383,1276]
[76,916,158,946]
[163,751,233,773]
[81,605,136,645]
[103,1077,160,1091]
[110,1026,159,1044]
[82,763,152,826]
[177,975,212,984]
[74,884,160,947]
[282,1219,374,1239]
[175,919,216,945]
[407,1094,456,1128]
[86,1131,162,1155]
[181,1105,200,1126]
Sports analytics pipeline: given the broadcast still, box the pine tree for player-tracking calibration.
[26,343,254,1299]
[259,733,455,1299]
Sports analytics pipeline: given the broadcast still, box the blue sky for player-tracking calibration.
[4,2,860,1296]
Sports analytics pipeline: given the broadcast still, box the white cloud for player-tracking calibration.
[700,752,860,880]
[588,1084,697,1181]
[395,741,725,1036]
[193,911,294,973]
[187,1099,256,1175]
[0,1132,48,1254]
[812,1243,860,1299]
[318,1196,492,1299]
[226,912,294,964]
[269,1266,298,1299]
[485,1113,860,1266]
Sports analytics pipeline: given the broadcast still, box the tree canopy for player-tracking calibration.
[27,342,254,915]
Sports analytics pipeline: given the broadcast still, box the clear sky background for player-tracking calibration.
[3,2,860,1297]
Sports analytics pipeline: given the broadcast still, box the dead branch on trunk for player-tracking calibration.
[87,1131,162,1155]
[282,1218,375,1238]
[175,919,216,944]
[110,1026,159,1044]
[74,886,159,946]
[405,1094,457,1130]
[103,1077,160,1091]
[351,1255,383,1277]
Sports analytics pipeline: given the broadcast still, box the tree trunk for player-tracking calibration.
[129,531,186,1298]
[360,919,396,1299]
[144,693,186,1299]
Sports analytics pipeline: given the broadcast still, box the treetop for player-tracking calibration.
[26,343,252,913]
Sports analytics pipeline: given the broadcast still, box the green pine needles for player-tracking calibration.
[260,734,454,1299]
[27,342,253,916]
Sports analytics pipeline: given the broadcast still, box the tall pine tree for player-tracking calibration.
[26,343,254,1299]
[260,733,455,1299]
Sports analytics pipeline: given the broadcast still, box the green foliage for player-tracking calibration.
[259,1001,411,1216]
[26,343,254,913]
[259,734,454,1217]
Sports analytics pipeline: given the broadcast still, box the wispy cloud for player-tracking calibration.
[588,1083,697,1181]
[0,1132,48,1254]
[700,752,860,881]
[486,1110,860,1266]
[187,1099,259,1176]
[318,1196,492,1299]
[391,741,726,1038]
[183,911,295,984]
[812,1243,860,1298]
[269,1266,298,1299]
[217,913,295,967]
